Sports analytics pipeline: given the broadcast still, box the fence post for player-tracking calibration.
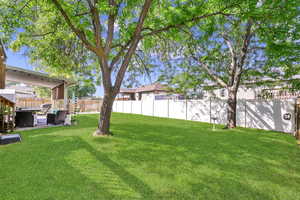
[186,99,188,120]
[141,100,143,115]
[244,100,247,128]
[209,98,212,123]
[167,99,169,118]
[131,101,132,113]
[153,99,155,116]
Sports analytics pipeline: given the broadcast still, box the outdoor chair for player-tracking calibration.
[38,104,52,115]
[47,110,68,125]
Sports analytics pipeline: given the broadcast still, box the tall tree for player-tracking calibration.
[191,18,254,128]
[0,0,238,135]
[157,0,300,128]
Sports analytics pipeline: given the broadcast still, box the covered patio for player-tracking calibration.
[3,66,74,128]
[0,42,74,130]
[5,65,74,109]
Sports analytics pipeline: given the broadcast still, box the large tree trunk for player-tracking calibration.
[94,92,115,136]
[226,88,238,129]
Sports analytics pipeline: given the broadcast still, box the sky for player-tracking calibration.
[6,49,104,97]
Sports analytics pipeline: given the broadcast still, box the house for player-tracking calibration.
[201,77,300,100]
[5,83,37,98]
[119,83,183,101]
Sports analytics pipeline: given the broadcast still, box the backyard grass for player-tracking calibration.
[0,113,300,200]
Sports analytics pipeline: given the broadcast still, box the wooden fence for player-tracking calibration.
[16,98,102,113]
[75,99,102,113]
[16,98,51,109]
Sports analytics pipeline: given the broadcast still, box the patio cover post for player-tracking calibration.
[0,40,7,89]
[64,82,68,111]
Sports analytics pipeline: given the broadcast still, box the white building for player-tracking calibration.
[119,83,184,101]
[5,83,37,98]
[201,79,300,100]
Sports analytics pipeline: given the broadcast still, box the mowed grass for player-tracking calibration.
[0,113,300,200]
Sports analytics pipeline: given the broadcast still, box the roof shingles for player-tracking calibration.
[120,83,167,93]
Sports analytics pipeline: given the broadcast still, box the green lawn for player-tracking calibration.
[0,113,300,200]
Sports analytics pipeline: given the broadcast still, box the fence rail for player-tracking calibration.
[113,99,297,134]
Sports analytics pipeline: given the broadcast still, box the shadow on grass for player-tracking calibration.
[0,132,156,199]
[109,114,300,193]
[1,113,299,199]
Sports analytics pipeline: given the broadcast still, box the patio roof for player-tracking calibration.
[0,94,15,106]
[5,65,74,89]
[119,88,136,93]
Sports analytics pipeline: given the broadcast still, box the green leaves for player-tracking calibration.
[155,0,300,95]
[1,0,299,95]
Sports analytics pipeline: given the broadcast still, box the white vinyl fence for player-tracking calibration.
[113,98,297,135]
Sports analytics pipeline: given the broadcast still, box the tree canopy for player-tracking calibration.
[1,0,298,132]
[156,0,300,96]
[1,0,242,135]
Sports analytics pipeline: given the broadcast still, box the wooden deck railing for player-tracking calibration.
[16,98,102,113]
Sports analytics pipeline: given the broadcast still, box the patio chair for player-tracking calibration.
[38,104,52,115]
[47,110,68,125]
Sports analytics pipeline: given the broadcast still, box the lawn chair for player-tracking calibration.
[47,110,68,125]
[38,104,52,115]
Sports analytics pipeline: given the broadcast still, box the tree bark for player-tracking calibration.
[94,92,115,136]
[226,88,238,129]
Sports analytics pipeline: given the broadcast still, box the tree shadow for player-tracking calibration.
[3,114,300,199]
[74,136,156,199]
[0,134,116,200]
[109,116,300,194]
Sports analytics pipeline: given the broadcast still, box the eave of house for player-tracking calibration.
[5,65,75,89]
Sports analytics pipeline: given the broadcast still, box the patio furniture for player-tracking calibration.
[0,133,21,145]
[47,110,68,125]
[39,104,52,115]
[36,115,47,126]
[15,109,40,128]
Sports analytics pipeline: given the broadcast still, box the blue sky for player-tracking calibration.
[6,48,33,70]
[6,49,104,97]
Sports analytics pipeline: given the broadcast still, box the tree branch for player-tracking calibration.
[110,40,131,69]
[105,0,119,53]
[188,46,227,88]
[234,19,253,88]
[51,0,98,54]
[222,33,237,86]
[86,0,102,48]
[74,11,90,17]
[30,31,56,37]
[135,51,152,81]
[197,58,227,88]
[141,9,232,38]
[19,0,33,13]
[113,0,153,95]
